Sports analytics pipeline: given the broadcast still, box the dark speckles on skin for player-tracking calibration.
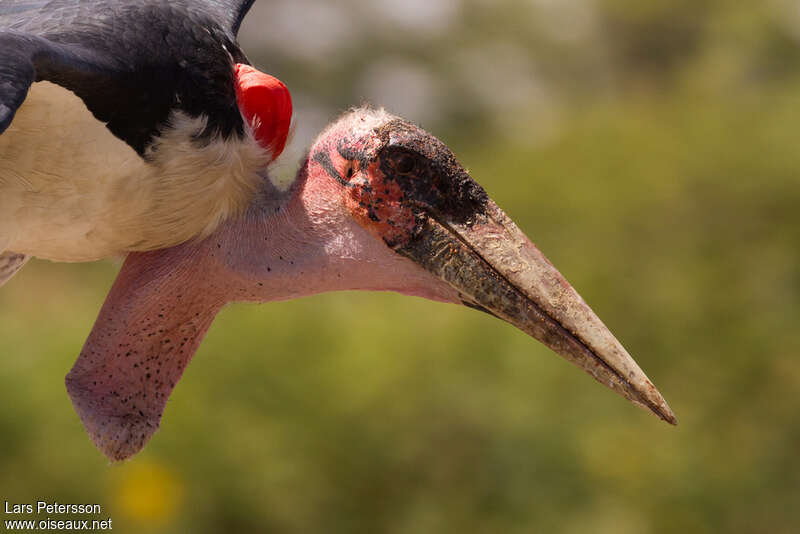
[328,118,492,249]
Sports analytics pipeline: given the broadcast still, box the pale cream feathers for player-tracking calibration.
[0,82,270,262]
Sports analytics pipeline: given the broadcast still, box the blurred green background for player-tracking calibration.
[2,0,800,532]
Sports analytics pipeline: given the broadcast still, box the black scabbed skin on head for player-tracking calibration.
[374,119,490,227]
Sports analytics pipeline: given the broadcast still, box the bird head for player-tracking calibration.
[290,107,676,424]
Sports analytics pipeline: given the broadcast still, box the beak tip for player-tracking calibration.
[659,405,678,426]
[624,375,677,426]
[643,389,677,426]
[654,406,678,426]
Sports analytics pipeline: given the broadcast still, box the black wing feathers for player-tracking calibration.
[0,32,37,133]
[1,1,255,35]
[0,0,255,155]
[210,0,255,36]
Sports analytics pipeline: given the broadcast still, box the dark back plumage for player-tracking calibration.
[0,0,255,155]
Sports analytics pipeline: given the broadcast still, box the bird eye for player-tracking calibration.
[395,154,417,175]
[345,164,355,180]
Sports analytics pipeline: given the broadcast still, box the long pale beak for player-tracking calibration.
[396,199,676,424]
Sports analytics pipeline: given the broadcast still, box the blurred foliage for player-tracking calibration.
[2,0,800,533]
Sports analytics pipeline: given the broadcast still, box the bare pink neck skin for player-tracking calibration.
[189,167,460,306]
[66,162,460,461]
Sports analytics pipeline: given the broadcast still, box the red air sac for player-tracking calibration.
[234,64,292,161]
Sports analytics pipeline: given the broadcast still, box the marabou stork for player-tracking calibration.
[0,0,675,461]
